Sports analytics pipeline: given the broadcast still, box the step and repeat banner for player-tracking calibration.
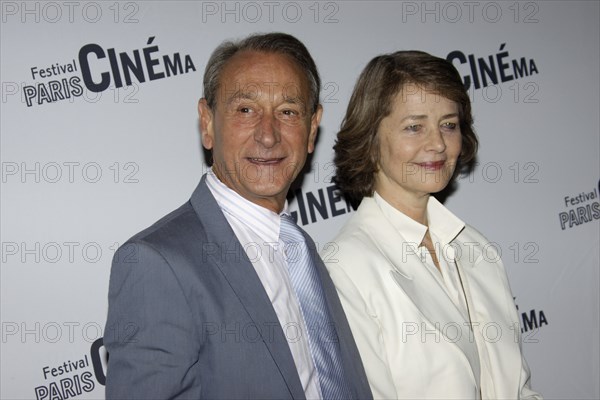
[1,1,598,399]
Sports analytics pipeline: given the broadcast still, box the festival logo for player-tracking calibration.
[558,179,600,230]
[22,36,196,107]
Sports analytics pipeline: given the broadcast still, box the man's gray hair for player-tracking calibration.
[203,32,321,113]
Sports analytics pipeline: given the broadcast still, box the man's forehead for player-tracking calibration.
[219,84,307,108]
[216,51,308,105]
[222,51,305,81]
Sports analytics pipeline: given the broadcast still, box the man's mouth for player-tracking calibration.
[247,157,285,165]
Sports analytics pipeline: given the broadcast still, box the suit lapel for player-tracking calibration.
[190,177,305,399]
[304,232,372,400]
[358,198,481,385]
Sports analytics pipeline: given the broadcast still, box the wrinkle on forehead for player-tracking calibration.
[216,51,309,108]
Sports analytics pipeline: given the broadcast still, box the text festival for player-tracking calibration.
[35,355,95,400]
[559,181,600,230]
[23,37,196,107]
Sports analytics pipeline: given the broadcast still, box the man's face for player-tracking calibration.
[199,51,321,213]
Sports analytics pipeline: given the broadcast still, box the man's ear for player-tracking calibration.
[198,98,214,150]
[307,104,323,154]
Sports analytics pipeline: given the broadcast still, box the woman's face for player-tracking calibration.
[374,86,462,205]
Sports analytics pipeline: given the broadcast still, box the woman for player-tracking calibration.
[325,51,542,399]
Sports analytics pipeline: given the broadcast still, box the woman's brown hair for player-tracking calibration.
[333,50,478,205]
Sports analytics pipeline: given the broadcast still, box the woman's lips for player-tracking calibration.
[416,160,446,170]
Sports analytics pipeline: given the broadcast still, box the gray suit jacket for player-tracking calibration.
[103,175,372,400]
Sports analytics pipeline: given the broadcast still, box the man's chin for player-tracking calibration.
[244,182,288,197]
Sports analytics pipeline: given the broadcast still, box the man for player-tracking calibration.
[103,32,372,400]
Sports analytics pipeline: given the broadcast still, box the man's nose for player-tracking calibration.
[254,114,280,148]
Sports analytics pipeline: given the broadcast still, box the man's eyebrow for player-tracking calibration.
[225,90,257,106]
[222,90,308,110]
[282,95,306,108]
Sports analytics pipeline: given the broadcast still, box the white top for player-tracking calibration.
[373,192,470,322]
[326,194,482,399]
[206,170,322,400]
[325,194,542,400]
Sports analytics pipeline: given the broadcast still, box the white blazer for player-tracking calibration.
[324,196,542,400]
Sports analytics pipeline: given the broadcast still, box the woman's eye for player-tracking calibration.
[405,124,421,132]
[442,122,457,130]
[239,107,251,113]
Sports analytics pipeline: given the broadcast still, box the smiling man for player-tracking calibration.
[198,49,318,213]
[103,32,372,400]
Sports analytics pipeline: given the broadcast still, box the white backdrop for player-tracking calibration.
[1,1,599,399]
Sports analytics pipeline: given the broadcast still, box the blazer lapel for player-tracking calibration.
[389,258,481,385]
[190,177,305,399]
[306,234,372,400]
[358,198,481,386]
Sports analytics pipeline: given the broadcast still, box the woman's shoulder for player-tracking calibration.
[454,223,508,271]
[328,217,375,260]
[323,201,384,266]
[330,198,383,244]
[458,223,492,244]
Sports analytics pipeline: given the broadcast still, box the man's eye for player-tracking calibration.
[239,107,251,113]
[282,109,298,116]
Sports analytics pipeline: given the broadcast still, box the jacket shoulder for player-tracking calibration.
[329,213,376,257]
[458,223,493,245]
[111,201,214,271]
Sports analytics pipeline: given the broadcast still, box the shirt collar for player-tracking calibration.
[206,169,287,243]
[373,191,465,247]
